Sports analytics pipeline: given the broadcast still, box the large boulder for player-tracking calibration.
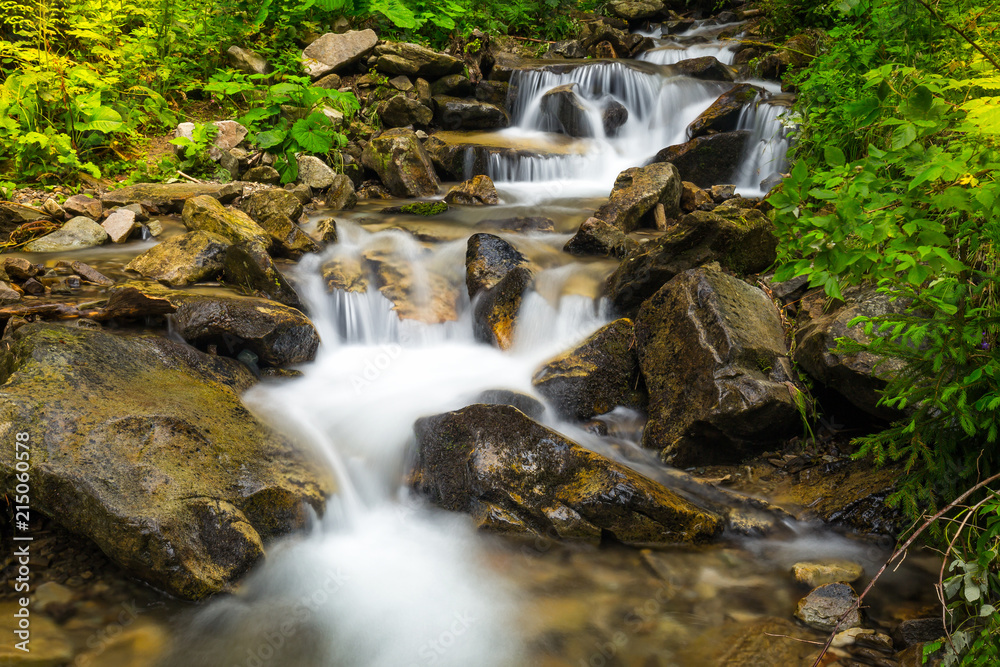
[182,195,271,249]
[126,231,231,286]
[101,182,242,213]
[465,232,527,297]
[254,212,320,257]
[376,95,433,128]
[324,174,358,210]
[433,96,510,131]
[672,56,736,82]
[22,216,108,252]
[223,242,304,309]
[635,266,801,466]
[607,0,665,20]
[688,84,762,139]
[373,42,464,78]
[301,29,378,79]
[593,162,682,232]
[564,216,640,258]
[473,266,532,350]
[227,45,270,76]
[532,318,643,421]
[0,324,331,600]
[242,188,304,223]
[63,194,103,220]
[361,128,440,198]
[444,175,500,206]
[410,404,723,543]
[539,83,594,137]
[793,287,908,420]
[606,207,778,314]
[653,130,750,188]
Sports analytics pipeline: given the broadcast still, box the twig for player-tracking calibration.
[719,38,817,60]
[912,0,1000,72]
[809,471,1000,667]
[174,170,204,184]
[508,35,556,44]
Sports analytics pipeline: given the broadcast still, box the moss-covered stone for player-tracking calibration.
[255,212,321,257]
[223,242,304,309]
[381,200,450,216]
[242,188,304,224]
[594,162,682,232]
[564,216,640,258]
[410,404,723,544]
[687,84,762,138]
[361,128,440,198]
[0,324,331,600]
[125,230,231,286]
[182,195,271,249]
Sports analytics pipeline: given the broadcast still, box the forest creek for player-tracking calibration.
[0,0,996,666]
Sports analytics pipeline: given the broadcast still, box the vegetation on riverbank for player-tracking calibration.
[766,0,1000,662]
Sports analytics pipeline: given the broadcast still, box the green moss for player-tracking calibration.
[401,201,449,216]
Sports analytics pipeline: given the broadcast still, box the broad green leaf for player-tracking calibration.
[891,123,916,150]
[290,113,334,154]
[824,145,846,167]
[78,106,124,133]
[256,129,287,149]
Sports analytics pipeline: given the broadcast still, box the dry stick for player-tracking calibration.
[912,0,1000,72]
[508,35,556,44]
[809,471,1000,667]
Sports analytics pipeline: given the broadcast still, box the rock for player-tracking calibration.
[301,29,378,78]
[475,389,545,420]
[795,583,861,632]
[63,193,103,219]
[381,201,449,216]
[594,162,682,232]
[793,561,865,587]
[374,42,464,78]
[603,100,629,136]
[410,404,723,543]
[23,216,108,252]
[223,242,304,309]
[377,94,433,128]
[473,266,532,349]
[710,183,737,202]
[423,130,587,180]
[680,181,714,211]
[606,208,777,314]
[173,296,320,366]
[388,74,413,91]
[688,84,762,138]
[545,39,587,59]
[444,175,499,205]
[182,195,271,249]
[313,72,342,89]
[0,202,50,234]
[227,45,270,75]
[42,197,65,219]
[539,83,594,137]
[324,174,358,210]
[433,96,510,130]
[689,618,822,666]
[635,266,801,466]
[219,147,250,178]
[793,287,908,420]
[73,623,168,667]
[312,218,338,244]
[174,120,248,161]
[357,181,392,199]
[672,56,736,82]
[475,216,555,233]
[465,232,527,297]
[63,260,113,285]
[21,278,43,296]
[431,74,474,97]
[653,130,750,188]
[0,601,73,665]
[121,202,149,222]
[244,165,282,184]
[102,182,242,213]
[414,77,433,102]
[0,325,330,599]
[0,282,20,303]
[607,0,664,20]
[893,618,946,649]
[126,231,231,286]
[288,183,313,205]
[362,247,459,324]
[533,318,643,420]
[3,257,39,280]
[254,211,321,257]
[564,216,640,258]
[242,188,304,224]
[32,581,74,611]
[361,128,440,198]
[296,155,337,189]
[102,207,139,243]
[475,80,509,106]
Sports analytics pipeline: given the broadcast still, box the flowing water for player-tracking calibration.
[144,20,939,667]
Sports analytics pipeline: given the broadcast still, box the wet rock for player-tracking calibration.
[301,29,378,78]
[23,216,108,252]
[102,207,139,243]
[102,182,242,213]
[444,175,499,205]
[374,42,464,78]
[0,202,50,234]
[227,45,270,76]
[793,560,865,587]
[223,242,303,309]
[431,74,474,97]
[793,287,908,420]
[433,96,510,130]
[0,324,330,599]
[183,195,271,249]
[680,181,714,212]
[4,257,40,281]
[126,231,230,286]
[635,266,800,466]
[42,197,66,219]
[255,212,321,257]
[672,55,736,82]
[357,181,393,199]
[377,94,433,128]
[0,282,20,304]
[388,74,413,91]
[533,318,643,420]
[545,39,587,59]
[466,232,527,296]
[243,188,304,224]
[688,84,762,138]
[607,0,664,20]
[321,255,368,293]
[475,389,545,420]
[74,622,168,667]
[606,207,777,314]
[475,216,554,233]
[288,183,313,205]
[893,618,946,649]
[324,174,358,210]
[603,100,629,136]
[174,120,248,161]
[361,128,440,198]
[795,583,861,631]
[381,201,449,216]
[710,183,737,202]
[0,601,73,665]
[296,155,338,190]
[62,260,113,286]
[594,162,682,232]
[564,216,639,258]
[21,278,44,296]
[475,80,509,106]
[411,404,723,543]
[539,83,594,137]
[244,165,282,184]
[473,266,532,349]
[63,193,103,220]
[363,246,459,323]
[689,618,822,666]
[173,296,320,366]
[311,218,338,245]
[653,130,750,188]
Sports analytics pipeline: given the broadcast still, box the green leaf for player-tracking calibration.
[891,123,917,150]
[290,113,335,154]
[256,129,287,150]
[824,146,846,167]
[78,106,124,134]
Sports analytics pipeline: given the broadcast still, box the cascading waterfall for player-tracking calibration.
[733,100,794,196]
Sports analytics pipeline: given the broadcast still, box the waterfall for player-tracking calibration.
[733,100,794,196]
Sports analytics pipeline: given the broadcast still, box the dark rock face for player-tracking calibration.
[433,96,510,130]
[533,318,644,421]
[635,266,801,466]
[410,404,723,544]
[0,324,331,600]
[564,216,639,258]
[539,83,593,137]
[431,74,474,97]
[444,175,500,206]
[473,266,532,350]
[653,130,750,188]
[376,95,433,128]
[125,231,230,287]
[602,100,629,136]
[361,128,440,198]
[594,162,682,232]
[223,242,303,309]
[374,42,464,78]
[671,56,735,82]
[606,208,778,314]
[687,84,762,138]
[465,233,527,297]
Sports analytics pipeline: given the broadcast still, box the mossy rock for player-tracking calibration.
[380,200,449,216]
[687,83,762,138]
[361,128,440,198]
[182,195,271,249]
[125,230,231,287]
[0,324,332,600]
[102,182,242,213]
[594,162,682,233]
[564,216,640,258]
[223,242,304,309]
